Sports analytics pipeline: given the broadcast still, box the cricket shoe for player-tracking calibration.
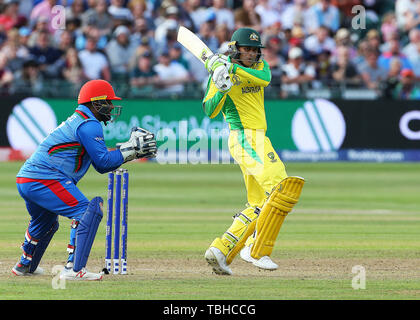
[240,244,256,264]
[252,256,278,271]
[12,262,45,276]
[204,247,233,275]
[60,265,103,281]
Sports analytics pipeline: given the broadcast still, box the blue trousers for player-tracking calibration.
[16,177,90,266]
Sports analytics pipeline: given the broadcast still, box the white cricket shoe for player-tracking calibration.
[252,256,278,270]
[60,266,103,281]
[240,245,256,263]
[204,247,233,275]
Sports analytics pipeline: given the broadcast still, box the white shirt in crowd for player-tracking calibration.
[282,62,316,95]
[154,61,189,94]
[78,50,108,80]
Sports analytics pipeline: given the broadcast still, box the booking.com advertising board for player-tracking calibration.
[1,95,420,162]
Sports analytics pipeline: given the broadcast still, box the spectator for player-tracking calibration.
[19,0,35,19]
[131,17,157,51]
[130,51,159,94]
[75,25,108,51]
[383,57,402,98]
[378,38,412,72]
[182,0,208,32]
[304,26,336,58]
[154,5,180,53]
[234,0,261,31]
[365,29,381,54]
[332,28,357,61]
[153,50,189,96]
[1,28,21,57]
[62,47,86,86]
[402,29,420,63]
[380,12,398,43]
[66,0,86,20]
[3,43,25,74]
[263,36,284,89]
[215,23,231,54]
[29,0,57,33]
[169,42,189,71]
[29,30,63,78]
[360,49,388,90]
[198,20,219,53]
[352,39,370,67]
[281,47,315,97]
[255,0,281,29]
[55,29,74,52]
[393,68,420,99]
[78,36,111,81]
[129,0,155,30]
[396,0,418,30]
[288,25,305,48]
[129,36,154,69]
[105,25,137,76]
[331,0,361,28]
[81,0,113,37]
[0,0,27,32]
[403,1,420,32]
[280,0,312,33]
[209,0,235,31]
[27,15,50,48]
[409,42,420,79]
[12,58,43,94]
[332,46,360,86]
[108,0,134,21]
[315,49,333,86]
[0,53,14,94]
[307,0,340,34]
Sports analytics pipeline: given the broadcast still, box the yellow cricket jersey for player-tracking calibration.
[202,58,271,131]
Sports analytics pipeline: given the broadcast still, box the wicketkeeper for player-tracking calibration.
[12,79,157,280]
[203,28,305,275]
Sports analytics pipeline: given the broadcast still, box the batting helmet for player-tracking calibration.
[78,79,121,105]
[227,28,264,64]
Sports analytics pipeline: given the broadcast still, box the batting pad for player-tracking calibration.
[251,176,305,260]
[225,209,258,265]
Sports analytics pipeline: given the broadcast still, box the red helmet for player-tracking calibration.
[78,79,121,104]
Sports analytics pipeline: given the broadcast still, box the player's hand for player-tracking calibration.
[205,54,233,74]
[212,65,232,94]
[117,127,157,163]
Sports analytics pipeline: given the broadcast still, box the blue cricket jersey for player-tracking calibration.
[17,104,124,183]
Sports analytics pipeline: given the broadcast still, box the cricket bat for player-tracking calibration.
[177,26,213,64]
[177,26,230,88]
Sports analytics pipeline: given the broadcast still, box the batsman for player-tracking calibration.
[12,80,157,280]
[203,28,305,275]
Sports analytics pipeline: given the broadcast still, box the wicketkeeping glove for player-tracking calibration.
[117,127,157,163]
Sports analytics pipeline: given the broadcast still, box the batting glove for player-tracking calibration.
[212,65,233,94]
[205,54,233,74]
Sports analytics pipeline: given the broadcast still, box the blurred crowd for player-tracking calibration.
[0,0,419,99]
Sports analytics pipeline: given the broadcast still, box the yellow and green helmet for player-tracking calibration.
[227,28,264,63]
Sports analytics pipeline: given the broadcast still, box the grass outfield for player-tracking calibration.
[0,161,419,300]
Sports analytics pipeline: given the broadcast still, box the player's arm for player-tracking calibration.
[202,77,228,119]
[233,59,271,87]
[76,120,124,174]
